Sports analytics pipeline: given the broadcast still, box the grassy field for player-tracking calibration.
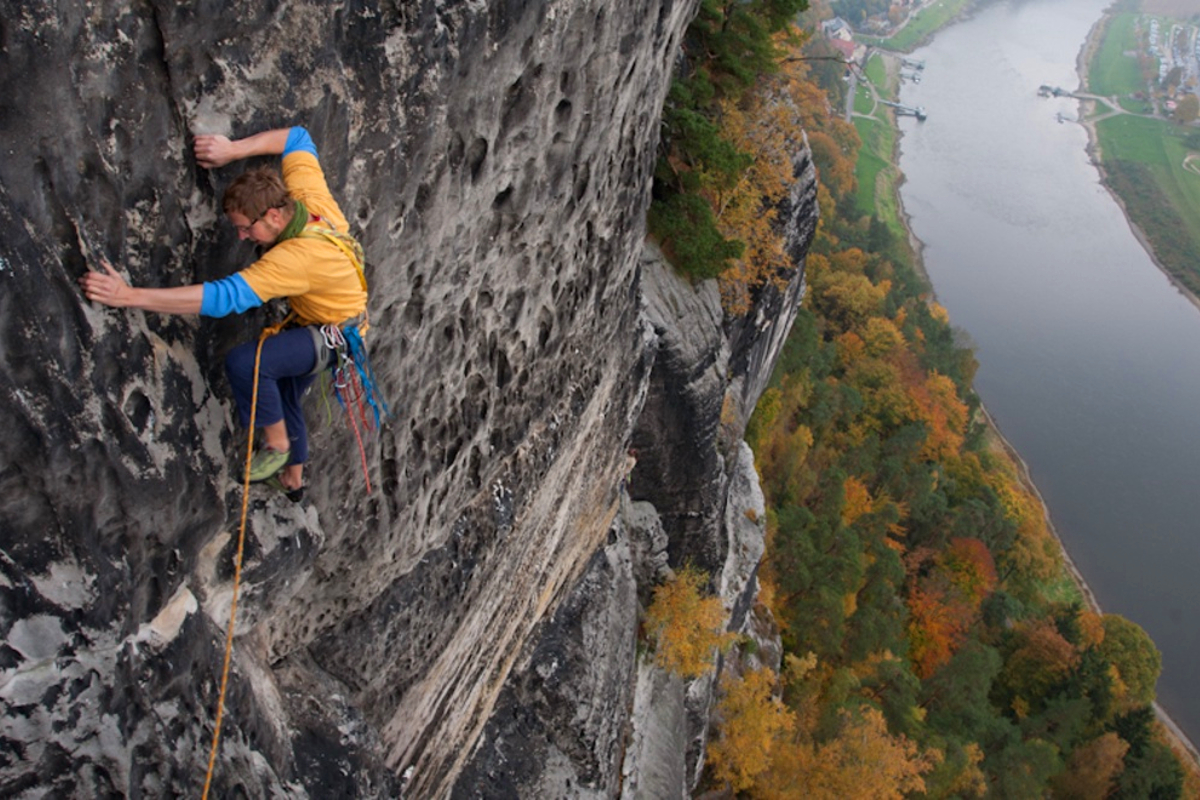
[1087,12,1146,98]
[863,52,891,100]
[858,0,973,52]
[1087,9,1200,293]
[1095,113,1200,290]
[853,115,904,236]
[853,52,906,234]
[854,83,874,114]
[1118,95,1153,113]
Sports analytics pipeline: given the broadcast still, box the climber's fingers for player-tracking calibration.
[79,259,131,307]
[194,134,235,169]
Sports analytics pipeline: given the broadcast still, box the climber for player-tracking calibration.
[78,126,367,498]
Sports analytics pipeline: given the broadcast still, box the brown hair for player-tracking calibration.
[222,166,291,219]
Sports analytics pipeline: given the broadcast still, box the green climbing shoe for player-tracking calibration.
[265,473,305,503]
[248,447,290,483]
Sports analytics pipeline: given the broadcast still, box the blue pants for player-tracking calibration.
[225,328,318,465]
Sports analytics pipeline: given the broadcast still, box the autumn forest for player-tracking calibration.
[643,1,1194,797]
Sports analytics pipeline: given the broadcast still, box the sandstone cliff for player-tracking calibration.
[0,1,816,796]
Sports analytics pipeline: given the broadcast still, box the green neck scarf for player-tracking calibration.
[273,198,309,245]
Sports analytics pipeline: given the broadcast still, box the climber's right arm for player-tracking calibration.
[194,128,292,169]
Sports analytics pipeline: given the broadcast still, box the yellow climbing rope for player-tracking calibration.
[201,320,285,799]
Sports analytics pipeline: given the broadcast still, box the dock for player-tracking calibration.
[1038,85,1075,98]
[880,100,927,121]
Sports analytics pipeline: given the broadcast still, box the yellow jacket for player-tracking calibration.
[238,151,368,326]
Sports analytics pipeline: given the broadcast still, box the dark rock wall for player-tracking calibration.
[0,0,817,797]
[450,524,639,799]
[629,146,817,579]
[1,0,697,796]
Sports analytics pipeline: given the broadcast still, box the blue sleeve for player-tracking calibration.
[284,127,318,158]
[201,273,264,318]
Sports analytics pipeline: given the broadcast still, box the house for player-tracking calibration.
[822,17,854,42]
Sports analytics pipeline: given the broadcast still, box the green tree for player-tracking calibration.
[984,736,1061,799]
[921,640,1003,739]
[1098,614,1162,710]
[1164,66,1183,93]
[649,0,809,280]
[1110,705,1156,758]
[843,541,907,664]
[648,192,745,279]
[1113,739,1185,800]
[1105,703,1186,799]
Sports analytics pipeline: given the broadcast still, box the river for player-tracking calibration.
[896,0,1200,746]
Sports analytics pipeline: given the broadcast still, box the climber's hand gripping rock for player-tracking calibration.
[78,259,133,308]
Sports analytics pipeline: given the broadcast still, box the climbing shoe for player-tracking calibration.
[247,446,290,483]
[265,474,305,503]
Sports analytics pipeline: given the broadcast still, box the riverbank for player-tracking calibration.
[878,17,1200,774]
[878,49,1101,619]
[978,400,1200,769]
[895,126,1200,793]
[1074,11,1200,316]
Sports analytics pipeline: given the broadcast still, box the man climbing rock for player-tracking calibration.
[79,126,368,498]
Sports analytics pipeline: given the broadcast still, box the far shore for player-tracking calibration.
[876,6,1200,768]
[1072,8,1200,767]
[1074,11,1200,317]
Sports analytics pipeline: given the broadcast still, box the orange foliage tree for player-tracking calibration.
[707,667,797,791]
[1050,732,1129,800]
[1000,619,1081,716]
[644,565,734,677]
[807,266,890,333]
[702,30,862,315]
[840,475,874,527]
[909,372,968,462]
[941,538,998,608]
[709,91,797,314]
[906,584,974,679]
[906,539,996,678]
[755,707,940,799]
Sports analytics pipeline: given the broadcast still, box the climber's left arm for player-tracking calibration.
[79,259,203,315]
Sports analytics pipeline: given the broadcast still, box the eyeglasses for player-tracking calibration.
[233,215,262,235]
[233,202,288,235]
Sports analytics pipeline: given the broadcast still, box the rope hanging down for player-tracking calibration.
[201,319,283,799]
[201,317,387,791]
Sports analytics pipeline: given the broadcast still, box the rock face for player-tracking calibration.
[0,1,816,797]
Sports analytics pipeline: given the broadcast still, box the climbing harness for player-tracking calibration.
[302,222,390,490]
